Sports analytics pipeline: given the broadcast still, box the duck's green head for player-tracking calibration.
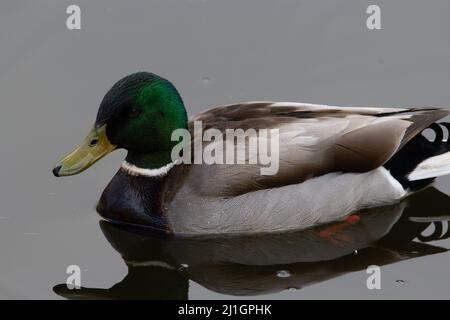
[53,72,188,177]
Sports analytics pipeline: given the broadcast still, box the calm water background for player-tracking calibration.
[1,0,450,299]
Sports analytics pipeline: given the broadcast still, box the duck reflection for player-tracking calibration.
[54,187,450,299]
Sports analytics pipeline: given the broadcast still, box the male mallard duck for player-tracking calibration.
[53,72,450,236]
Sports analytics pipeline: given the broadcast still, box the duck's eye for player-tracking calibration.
[89,138,99,147]
[127,107,142,118]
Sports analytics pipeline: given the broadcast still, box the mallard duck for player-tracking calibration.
[53,72,450,236]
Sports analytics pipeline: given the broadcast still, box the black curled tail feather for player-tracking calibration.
[384,122,450,191]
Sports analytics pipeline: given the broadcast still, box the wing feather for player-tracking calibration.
[185,102,450,196]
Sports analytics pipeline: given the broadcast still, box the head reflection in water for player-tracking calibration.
[54,187,450,300]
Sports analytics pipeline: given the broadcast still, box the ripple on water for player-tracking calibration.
[276,270,291,278]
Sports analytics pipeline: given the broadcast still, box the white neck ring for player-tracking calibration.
[121,160,177,177]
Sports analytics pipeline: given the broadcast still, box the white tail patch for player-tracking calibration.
[408,151,450,181]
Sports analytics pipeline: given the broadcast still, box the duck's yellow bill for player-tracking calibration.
[52,125,116,177]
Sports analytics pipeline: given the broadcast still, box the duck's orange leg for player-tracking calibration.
[317,214,361,245]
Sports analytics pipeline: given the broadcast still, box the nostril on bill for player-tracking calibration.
[52,165,62,177]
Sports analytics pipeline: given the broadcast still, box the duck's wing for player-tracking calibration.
[186,102,450,196]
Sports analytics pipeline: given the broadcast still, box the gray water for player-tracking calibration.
[1,0,450,299]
